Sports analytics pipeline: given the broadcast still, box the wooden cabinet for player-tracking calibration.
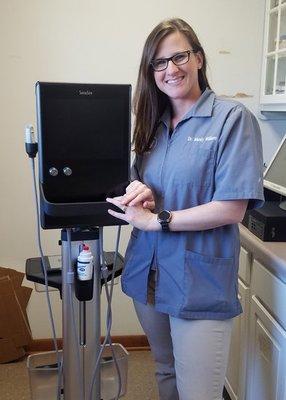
[226,240,286,400]
[260,0,286,111]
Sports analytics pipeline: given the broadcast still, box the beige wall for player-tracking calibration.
[0,0,265,338]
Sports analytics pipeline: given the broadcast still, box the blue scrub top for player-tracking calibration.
[121,88,264,320]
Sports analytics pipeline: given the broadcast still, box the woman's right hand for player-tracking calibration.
[120,180,155,210]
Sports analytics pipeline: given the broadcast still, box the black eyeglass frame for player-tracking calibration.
[150,50,196,72]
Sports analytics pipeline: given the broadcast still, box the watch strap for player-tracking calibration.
[160,220,170,232]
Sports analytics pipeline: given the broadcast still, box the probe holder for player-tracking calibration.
[74,265,94,301]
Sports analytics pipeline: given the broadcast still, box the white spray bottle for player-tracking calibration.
[77,245,93,281]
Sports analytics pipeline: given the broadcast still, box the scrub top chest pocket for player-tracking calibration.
[164,141,215,187]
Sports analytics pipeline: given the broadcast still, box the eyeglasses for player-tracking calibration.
[150,50,196,72]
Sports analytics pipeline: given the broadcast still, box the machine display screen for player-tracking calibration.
[36,82,130,203]
[44,98,126,160]
[264,134,286,197]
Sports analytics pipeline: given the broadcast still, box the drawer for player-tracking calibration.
[239,246,251,286]
[252,258,286,330]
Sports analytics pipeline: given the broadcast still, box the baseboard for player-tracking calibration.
[26,335,150,354]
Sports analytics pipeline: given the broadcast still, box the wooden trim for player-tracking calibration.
[26,335,149,353]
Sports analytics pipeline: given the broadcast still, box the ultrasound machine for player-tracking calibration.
[25,82,131,400]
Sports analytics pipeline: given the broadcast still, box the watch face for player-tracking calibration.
[158,210,171,222]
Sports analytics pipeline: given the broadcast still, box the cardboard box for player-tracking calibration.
[15,285,33,326]
[0,338,25,363]
[0,267,32,326]
[0,267,32,363]
[0,267,24,287]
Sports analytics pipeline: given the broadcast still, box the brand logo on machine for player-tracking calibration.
[79,90,93,96]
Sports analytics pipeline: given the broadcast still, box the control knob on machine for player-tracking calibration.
[49,167,58,176]
[63,167,72,176]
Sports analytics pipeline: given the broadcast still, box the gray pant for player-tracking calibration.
[133,271,233,400]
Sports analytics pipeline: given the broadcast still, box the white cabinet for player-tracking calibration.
[225,246,251,400]
[238,247,252,287]
[260,0,286,111]
[247,296,286,400]
[226,244,286,400]
[225,279,250,400]
[246,259,286,400]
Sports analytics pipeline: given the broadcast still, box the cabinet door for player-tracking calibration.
[225,279,250,400]
[238,246,251,286]
[252,258,286,330]
[246,295,286,400]
[260,0,286,109]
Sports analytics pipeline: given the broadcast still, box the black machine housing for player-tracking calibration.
[242,188,286,241]
[36,82,131,229]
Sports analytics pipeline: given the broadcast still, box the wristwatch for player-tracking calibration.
[157,210,172,232]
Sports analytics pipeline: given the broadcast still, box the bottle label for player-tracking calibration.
[77,260,93,281]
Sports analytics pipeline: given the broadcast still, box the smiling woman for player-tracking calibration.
[106,17,264,400]
[132,18,210,155]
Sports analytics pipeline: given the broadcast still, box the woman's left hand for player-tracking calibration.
[106,196,158,231]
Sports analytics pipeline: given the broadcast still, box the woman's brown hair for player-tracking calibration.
[133,18,211,155]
